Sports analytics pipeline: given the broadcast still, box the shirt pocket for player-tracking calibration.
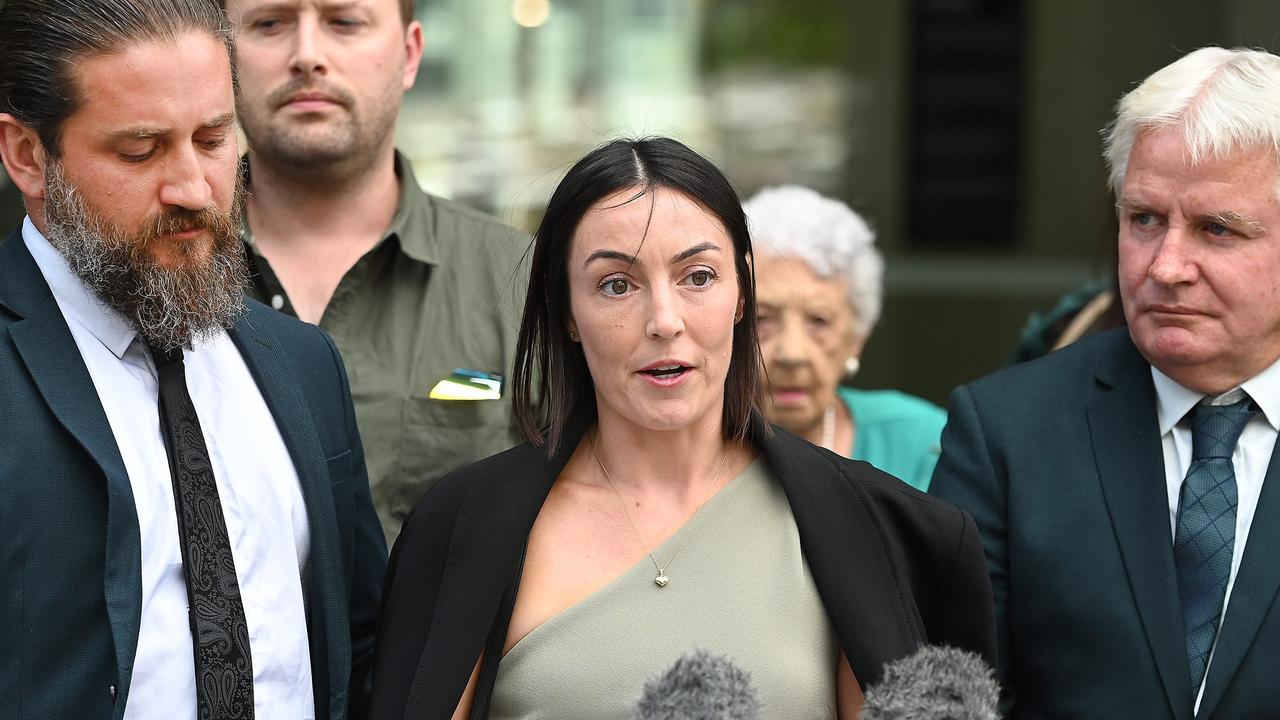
[388,396,514,524]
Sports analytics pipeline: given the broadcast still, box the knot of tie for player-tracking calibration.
[1190,398,1257,461]
[147,342,184,368]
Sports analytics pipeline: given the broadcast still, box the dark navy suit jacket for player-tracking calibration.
[933,328,1280,719]
[0,228,387,720]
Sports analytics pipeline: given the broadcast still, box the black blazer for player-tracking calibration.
[932,328,1280,719]
[369,415,996,719]
[0,228,387,719]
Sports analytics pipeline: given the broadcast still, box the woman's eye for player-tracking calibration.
[680,269,716,288]
[756,315,778,336]
[601,278,631,297]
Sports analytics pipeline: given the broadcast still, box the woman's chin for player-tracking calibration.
[766,405,820,435]
[598,399,714,435]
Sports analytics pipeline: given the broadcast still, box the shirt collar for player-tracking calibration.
[239,149,440,266]
[22,216,138,359]
[1151,357,1280,434]
[386,150,439,265]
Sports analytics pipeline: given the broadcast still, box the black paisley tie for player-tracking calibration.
[150,343,255,719]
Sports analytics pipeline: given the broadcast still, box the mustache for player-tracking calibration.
[266,78,355,109]
[118,198,241,272]
[134,204,237,246]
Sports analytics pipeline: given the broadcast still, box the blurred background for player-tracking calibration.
[4,0,1279,404]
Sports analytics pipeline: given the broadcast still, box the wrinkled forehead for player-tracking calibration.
[755,255,851,307]
[64,33,235,139]
[1120,127,1280,207]
[225,0,401,19]
[572,188,731,259]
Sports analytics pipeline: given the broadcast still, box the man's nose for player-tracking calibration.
[157,146,213,211]
[1147,225,1200,287]
[289,16,327,78]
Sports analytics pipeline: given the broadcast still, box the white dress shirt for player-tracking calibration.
[1152,358,1280,713]
[23,219,316,719]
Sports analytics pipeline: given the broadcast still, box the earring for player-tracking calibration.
[844,357,860,377]
[568,329,578,341]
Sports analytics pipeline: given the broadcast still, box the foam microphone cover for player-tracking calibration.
[860,645,1000,720]
[632,649,762,720]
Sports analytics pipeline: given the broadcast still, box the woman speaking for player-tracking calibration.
[368,137,995,719]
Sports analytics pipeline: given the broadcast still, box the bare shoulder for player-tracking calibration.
[505,455,633,654]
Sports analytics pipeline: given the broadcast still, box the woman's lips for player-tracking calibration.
[771,389,810,407]
[1147,304,1200,316]
[638,366,692,387]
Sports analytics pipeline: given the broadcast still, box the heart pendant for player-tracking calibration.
[654,574,669,588]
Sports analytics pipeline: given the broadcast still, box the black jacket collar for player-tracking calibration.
[402,413,928,717]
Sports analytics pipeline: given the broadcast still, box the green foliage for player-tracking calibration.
[703,0,850,71]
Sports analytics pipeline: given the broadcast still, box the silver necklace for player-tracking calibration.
[589,434,731,588]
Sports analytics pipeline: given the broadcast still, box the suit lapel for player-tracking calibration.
[1197,434,1280,716]
[1087,340,1193,720]
[1,230,143,719]
[228,311,347,719]
[759,423,923,687]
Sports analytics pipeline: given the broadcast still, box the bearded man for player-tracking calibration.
[0,1,385,718]
[223,0,528,544]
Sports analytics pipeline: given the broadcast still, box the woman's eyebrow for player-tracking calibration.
[584,249,637,267]
[671,242,720,263]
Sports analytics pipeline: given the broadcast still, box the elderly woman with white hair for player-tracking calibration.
[744,186,945,490]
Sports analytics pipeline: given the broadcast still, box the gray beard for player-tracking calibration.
[42,160,249,353]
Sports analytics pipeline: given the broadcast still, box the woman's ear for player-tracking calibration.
[567,317,580,342]
[845,330,867,360]
[736,251,753,324]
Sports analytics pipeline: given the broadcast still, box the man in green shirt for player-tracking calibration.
[223,0,527,543]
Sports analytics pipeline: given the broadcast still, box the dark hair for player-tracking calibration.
[398,0,416,24]
[217,0,416,25]
[512,137,766,455]
[0,0,235,157]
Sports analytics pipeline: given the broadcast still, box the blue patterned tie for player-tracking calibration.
[1174,397,1256,694]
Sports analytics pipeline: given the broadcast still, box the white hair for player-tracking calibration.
[743,185,883,336]
[1103,46,1280,195]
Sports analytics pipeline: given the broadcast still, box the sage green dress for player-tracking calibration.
[490,458,839,719]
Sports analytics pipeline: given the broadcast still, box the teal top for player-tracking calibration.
[840,386,946,492]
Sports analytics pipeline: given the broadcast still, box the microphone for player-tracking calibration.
[632,649,761,720]
[860,645,1000,720]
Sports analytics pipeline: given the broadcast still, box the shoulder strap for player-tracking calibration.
[469,541,527,719]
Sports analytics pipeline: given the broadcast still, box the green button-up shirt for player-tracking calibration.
[242,152,529,544]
